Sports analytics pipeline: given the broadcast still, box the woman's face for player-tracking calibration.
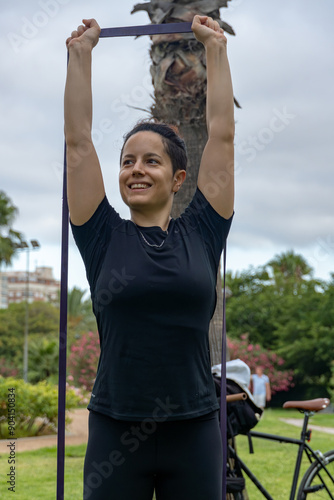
[119,131,178,213]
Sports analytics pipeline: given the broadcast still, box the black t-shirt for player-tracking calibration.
[71,188,233,421]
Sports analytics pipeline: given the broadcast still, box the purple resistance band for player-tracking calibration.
[57,21,227,500]
[221,248,228,496]
[57,138,69,500]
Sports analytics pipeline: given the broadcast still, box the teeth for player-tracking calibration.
[131,184,150,189]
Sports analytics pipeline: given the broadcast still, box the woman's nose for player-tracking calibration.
[132,160,145,175]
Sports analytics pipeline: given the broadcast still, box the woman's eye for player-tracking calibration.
[147,159,158,164]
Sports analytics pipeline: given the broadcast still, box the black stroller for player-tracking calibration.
[212,360,263,499]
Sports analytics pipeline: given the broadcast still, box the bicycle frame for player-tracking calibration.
[230,411,331,500]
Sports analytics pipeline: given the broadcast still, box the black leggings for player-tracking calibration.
[83,410,223,500]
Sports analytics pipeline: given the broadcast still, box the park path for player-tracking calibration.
[280,418,334,435]
[0,408,89,453]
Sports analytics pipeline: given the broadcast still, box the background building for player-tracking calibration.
[0,273,8,309]
[0,266,60,308]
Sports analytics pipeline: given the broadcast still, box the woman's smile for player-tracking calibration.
[119,131,175,211]
[127,182,153,191]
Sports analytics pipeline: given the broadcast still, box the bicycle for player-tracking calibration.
[226,396,334,499]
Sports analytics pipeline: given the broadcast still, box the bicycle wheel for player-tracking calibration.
[297,450,334,499]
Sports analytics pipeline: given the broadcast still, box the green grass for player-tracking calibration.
[0,409,332,499]
[0,444,86,499]
[235,408,334,500]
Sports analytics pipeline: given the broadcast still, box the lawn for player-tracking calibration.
[0,444,86,499]
[0,409,332,499]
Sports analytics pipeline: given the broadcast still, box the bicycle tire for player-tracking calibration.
[297,450,334,499]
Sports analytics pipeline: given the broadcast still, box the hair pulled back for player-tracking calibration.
[120,120,188,175]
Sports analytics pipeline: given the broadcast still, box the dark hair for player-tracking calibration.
[120,120,188,174]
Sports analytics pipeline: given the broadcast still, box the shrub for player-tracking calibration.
[329,361,334,403]
[0,357,19,378]
[67,331,100,391]
[227,334,294,394]
[0,376,81,438]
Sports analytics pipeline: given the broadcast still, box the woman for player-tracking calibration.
[65,14,234,500]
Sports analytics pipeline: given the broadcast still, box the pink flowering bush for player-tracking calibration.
[68,331,100,392]
[66,381,90,406]
[227,334,294,394]
[329,361,334,403]
[0,357,19,378]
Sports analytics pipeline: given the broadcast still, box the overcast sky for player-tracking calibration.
[1,0,333,293]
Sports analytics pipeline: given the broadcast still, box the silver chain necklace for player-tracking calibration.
[138,229,168,248]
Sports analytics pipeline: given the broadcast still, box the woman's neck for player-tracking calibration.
[130,209,171,231]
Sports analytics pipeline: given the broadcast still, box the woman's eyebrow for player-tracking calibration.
[144,152,162,159]
[123,152,163,159]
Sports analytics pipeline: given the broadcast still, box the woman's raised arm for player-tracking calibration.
[64,18,105,226]
[193,15,235,219]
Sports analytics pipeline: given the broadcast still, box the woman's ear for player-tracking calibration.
[172,169,187,193]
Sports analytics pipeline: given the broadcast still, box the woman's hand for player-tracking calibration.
[66,18,101,51]
[191,15,227,47]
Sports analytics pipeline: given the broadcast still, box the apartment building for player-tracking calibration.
[0,266,60,308]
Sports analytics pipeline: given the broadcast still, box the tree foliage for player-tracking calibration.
[0,302,59,372]
[226,251,334,398]
[0,288,96,379]
[28,338,59,384]
[0,191,23,266]
[67,286,97,335]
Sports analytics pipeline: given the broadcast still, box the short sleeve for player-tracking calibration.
[179,187,233,272]
[70,197,122,292]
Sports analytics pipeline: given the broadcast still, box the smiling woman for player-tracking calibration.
[64,14,234,500]
[118,125,187,230]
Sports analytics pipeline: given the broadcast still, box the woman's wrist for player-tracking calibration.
[68,40,94,56]
[204,37,227,53]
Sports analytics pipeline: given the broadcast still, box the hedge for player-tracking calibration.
[0,376,81,438]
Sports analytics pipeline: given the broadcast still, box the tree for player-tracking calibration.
[28,337,59,383]
[225,267,279,348]
[0,191,23,266]
[225,252,334,399]
[266,250,313,295]
[132,0,239,364]
[67,287,97,339]
[0,302,59,370]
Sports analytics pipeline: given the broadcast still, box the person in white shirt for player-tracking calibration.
[251,366,271,408]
